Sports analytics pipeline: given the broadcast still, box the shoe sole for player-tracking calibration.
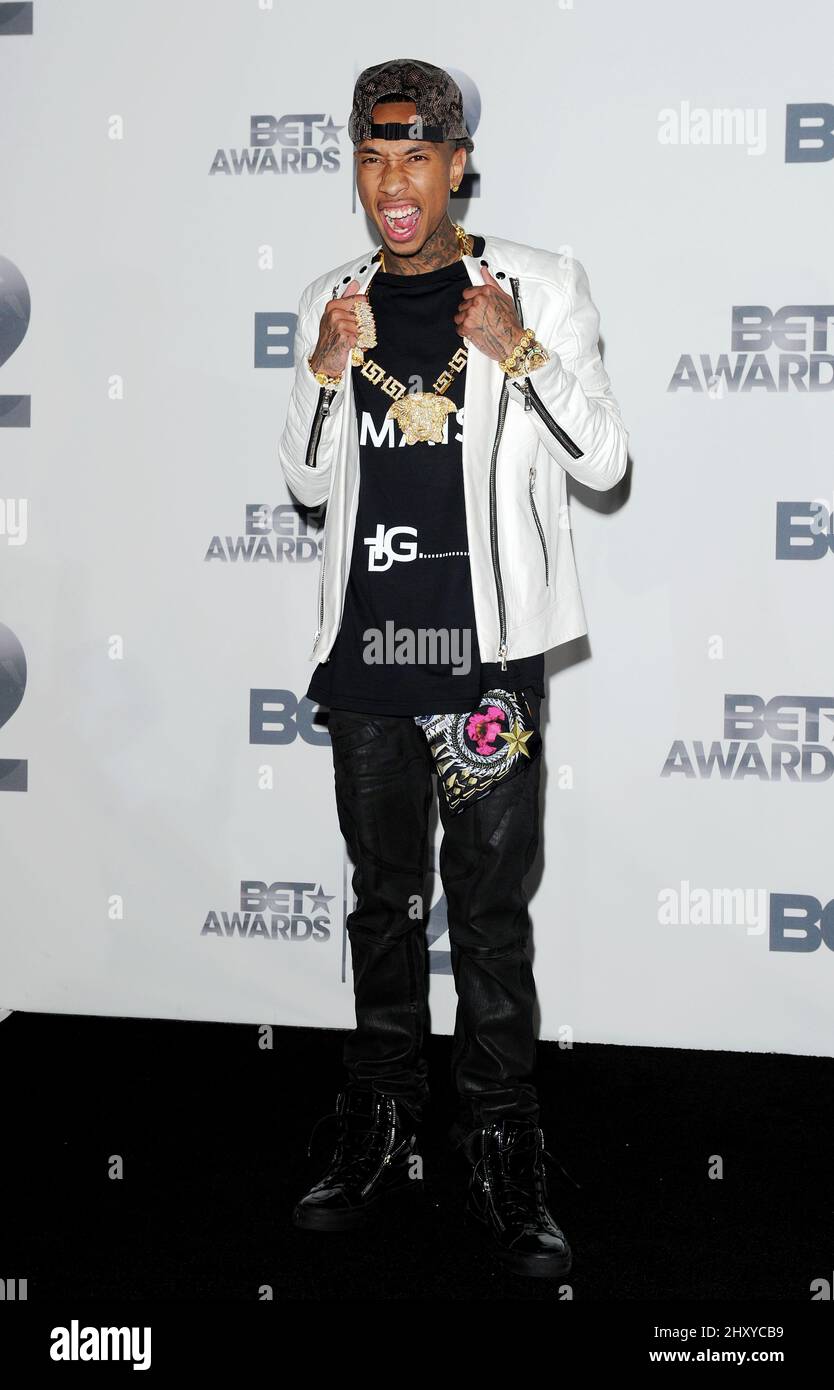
[495,1247,573,1279]
[465,1205,573,1278]
[292,1179,425,1232]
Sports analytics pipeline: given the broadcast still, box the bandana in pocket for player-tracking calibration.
[413,687,541,815]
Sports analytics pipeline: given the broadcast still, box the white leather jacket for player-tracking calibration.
[277,233,629,670]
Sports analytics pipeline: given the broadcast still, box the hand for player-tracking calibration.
[453,265,527,363]
[308,279,368,377]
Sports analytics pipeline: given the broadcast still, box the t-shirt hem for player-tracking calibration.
[306,679,545,718]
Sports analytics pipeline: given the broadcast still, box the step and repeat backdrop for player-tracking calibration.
[1,1,832,1056]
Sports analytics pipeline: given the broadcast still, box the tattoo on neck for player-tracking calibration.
[382,219,461,275]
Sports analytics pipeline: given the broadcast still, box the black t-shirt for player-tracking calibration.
[306,251,545,717]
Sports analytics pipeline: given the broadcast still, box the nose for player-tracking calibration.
[378,166,409,197]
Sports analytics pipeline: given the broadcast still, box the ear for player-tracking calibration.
[450,145,467,188]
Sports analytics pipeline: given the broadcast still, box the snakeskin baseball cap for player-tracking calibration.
[348,58,475,153]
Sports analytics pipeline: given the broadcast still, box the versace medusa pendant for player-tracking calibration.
[386,392,458,445]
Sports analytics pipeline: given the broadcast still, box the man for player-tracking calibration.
[277,58,628,1278]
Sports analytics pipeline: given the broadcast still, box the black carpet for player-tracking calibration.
[2,1011,833,1303]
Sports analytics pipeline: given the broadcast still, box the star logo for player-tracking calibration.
[498,719,535,758]
[306,884,335,914]
[317,116,344,147]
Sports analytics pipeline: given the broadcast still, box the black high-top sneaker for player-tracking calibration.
[293,1086,424,1231]
[464,1117,573,1278]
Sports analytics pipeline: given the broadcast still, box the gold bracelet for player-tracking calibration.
[502,333,550,378]
[498,327,536,375]
[307,355,343,388]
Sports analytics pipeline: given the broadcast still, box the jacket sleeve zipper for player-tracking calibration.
[513,376,584,458]
[508,276,584,459]
[304,384,337,469]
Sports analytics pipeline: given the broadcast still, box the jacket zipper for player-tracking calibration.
[528,465,549,586]
[488,381,510,670]
[310,527,327,660]
[508,276,584,459]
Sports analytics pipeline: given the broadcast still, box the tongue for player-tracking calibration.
[388,208,420,238]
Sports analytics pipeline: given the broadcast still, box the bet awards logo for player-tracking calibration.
[0,5,33,36]
[668,305,834,393]
[771,894,834,952]
[662,694,834,781]
[785,103,834,162]
[250,690,330,747]
[205,502,323,564]
[209,114,343,176]
[776,496,834,559]
[202,881,333,942]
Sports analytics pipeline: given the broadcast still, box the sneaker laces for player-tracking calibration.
[305,1108,380,1152]
[304,1102,404,1184]
[541,1145,582,1191]
[471,1131,582,1223]
[304,1109,340,1160]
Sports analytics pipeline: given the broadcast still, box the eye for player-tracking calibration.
[409,154,427,161]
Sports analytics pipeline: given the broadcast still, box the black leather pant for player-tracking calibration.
[327,687,542,1150]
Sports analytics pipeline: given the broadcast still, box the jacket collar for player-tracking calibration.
[350,232,494,294]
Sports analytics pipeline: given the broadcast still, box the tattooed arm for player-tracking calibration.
[278,282,356,507]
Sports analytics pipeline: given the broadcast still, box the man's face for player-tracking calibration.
[354,100,466,255]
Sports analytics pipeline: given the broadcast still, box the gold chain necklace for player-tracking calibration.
[350,224,474,445]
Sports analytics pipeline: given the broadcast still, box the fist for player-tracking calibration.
[454,265,526,363]
[308,279,367,377]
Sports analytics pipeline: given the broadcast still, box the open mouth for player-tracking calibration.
[380,204,422,242]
